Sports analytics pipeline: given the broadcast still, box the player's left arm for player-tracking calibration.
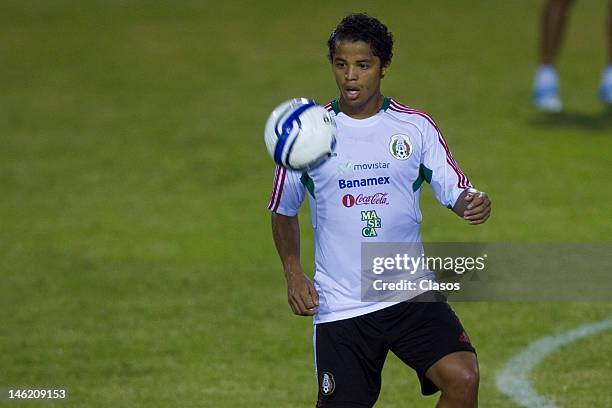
[452,188,491,225]
[419,114,491,225]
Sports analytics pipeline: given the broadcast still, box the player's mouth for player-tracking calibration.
[343,86,360,101]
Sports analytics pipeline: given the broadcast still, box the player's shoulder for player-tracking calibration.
[323,100,339,116]
[321,99,340,117]
[384,98,441,133]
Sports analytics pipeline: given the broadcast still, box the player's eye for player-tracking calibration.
[359,63,369,70]
[335,62,345,68]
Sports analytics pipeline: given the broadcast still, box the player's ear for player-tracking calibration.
[381,64,389,78]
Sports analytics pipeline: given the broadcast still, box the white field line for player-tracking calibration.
[495,316,612,408]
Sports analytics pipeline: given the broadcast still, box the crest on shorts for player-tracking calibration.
[320,372,336,396]
[389,134,412,160]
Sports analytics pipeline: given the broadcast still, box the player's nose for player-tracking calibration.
[345,66,358,80]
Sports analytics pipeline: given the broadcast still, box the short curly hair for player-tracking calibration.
[328,13,394,67]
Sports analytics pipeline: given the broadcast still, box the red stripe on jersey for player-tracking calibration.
[272,167,287,212]
[391,100,435,121]
[390,100,411,109]
[389,101,470,188]
[267,166,281,210]
[390,101,441,132]
[436,132,470,188]
[439,135,470,188]
[324,102,333,112]
[446,158,467,188]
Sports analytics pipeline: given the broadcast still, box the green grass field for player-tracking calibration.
[1,1,611,406]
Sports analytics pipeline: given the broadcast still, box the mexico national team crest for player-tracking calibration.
[320,372,335,396]
[389,134,412,160]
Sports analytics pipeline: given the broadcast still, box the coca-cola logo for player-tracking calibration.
[342,193,389,208]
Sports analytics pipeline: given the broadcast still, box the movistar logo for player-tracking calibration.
[354,162,390,171]
[337,161,390,174]
[337,162,352,173]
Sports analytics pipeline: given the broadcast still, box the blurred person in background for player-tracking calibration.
[533,0,612,112]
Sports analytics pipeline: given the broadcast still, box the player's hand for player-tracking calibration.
[286,271,319,316]
[463,189,491,225]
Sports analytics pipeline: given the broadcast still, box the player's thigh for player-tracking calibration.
[314,318,388,408]
[388,298,476,395]
[425,351,479,392]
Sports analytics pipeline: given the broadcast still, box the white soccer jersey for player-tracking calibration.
[267,97,471,324]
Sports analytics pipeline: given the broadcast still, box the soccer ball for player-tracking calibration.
[264,98,337,170]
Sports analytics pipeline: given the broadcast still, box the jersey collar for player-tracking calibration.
[331,96,391,115]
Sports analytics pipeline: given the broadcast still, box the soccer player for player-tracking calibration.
[268,14,491,408]
[533,0,612,112]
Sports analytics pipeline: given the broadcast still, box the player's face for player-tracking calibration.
[331,40,388,119]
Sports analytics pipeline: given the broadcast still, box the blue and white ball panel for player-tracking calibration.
[264,98,336,171]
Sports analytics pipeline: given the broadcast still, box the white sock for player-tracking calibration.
[534,65,559,90]
[602,65,612,87]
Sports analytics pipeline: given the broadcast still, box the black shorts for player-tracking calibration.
[314,291,475,408]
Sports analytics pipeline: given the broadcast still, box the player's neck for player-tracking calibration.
[339,93,384,119]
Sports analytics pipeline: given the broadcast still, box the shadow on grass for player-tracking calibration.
[528,107,612,131]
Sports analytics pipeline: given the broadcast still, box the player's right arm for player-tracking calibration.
[271,213,319,316]
[267,165,318,316]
